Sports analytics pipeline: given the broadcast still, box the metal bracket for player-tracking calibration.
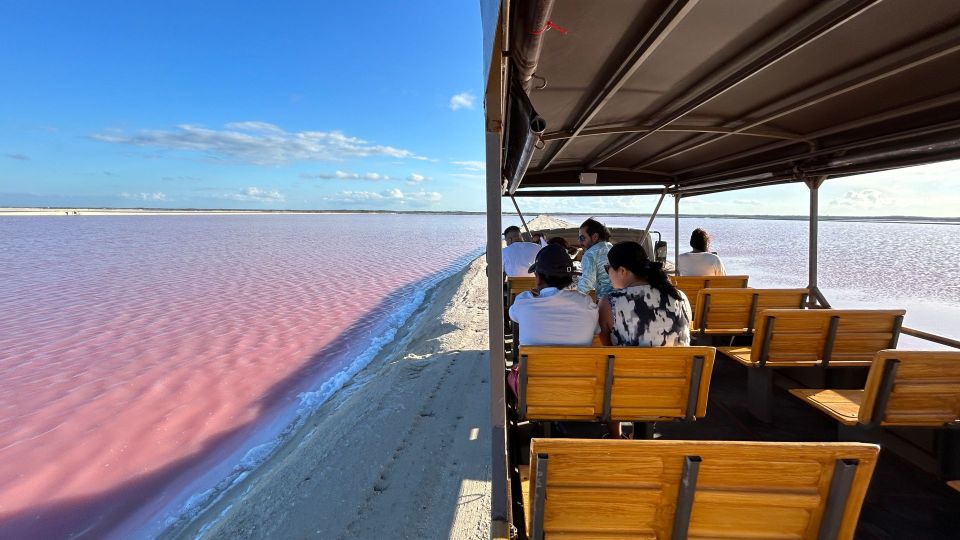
[685,356,705,421]
[817,459,859,540]
[866,359,900,429]
[602,355,615,422]
[889,315,904,348]
[758,316,776,368]
[822,316,840,369]
[531,453,549,540]
[699,293,711,337]
[747,293,760,333]
[519,354,529,420]
[671,455,702,540]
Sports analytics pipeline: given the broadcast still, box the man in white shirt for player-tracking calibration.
[509,244,598,346]
[501,225,542,277]
[677,228,726,276]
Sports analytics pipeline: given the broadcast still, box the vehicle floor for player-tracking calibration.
[543,358,960,540]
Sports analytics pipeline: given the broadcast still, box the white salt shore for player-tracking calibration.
[162,256,493,539]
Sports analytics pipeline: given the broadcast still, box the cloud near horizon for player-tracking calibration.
[448,92,476,111]
[215,187,285,202]
[91,122,428,165]
[828,188,889,210]
[301,170,392,180]
[325,188,442,205]
[120,191,168,201]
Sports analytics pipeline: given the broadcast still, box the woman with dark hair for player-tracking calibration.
[598,241,691,347]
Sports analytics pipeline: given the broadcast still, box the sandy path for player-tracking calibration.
[167,256,492,539]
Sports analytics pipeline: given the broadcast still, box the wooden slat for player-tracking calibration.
[745,309,906,367]
[527,439,880,540]
[519,346,716,422]
[670,275,749,316]
[790,389,864,426]
[693,288,807,334]
[860,350,960,426]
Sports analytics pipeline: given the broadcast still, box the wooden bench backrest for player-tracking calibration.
[670,275,749,315]
[860,350,960,426]
[518,346,715,422]
[694,288,808,334]
[751,309,905,367]
[527,439,879,540]
[507,276,537,299]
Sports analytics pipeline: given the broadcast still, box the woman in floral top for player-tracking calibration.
[598,241,691,347]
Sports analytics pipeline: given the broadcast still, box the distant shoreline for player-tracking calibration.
[1,207,956,224]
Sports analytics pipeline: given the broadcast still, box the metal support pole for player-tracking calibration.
[674,194,681,273]
[807,176,826,307]
[485,130,509,526]
[510,195,533,240]
[644,188,668,238]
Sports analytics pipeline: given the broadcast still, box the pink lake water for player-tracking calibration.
[2,213,959,538]
[0,214,485,538]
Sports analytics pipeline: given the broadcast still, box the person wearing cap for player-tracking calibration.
[576,217,614,299]
[502,225,542,277]
[508,244,598,347]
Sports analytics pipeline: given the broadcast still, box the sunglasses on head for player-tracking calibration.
[603,264,612,273]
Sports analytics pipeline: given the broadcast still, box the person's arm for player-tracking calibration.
[716,256,726,276]
[598,295,613,345]
[577,248,597,294]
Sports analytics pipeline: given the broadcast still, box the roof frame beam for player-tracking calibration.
[633,25,960,171]
[587,0,882,169]
[672,89,960,177]
[681,117,960,187]
[536,0,698,171]
[511,187,670,197]
[541,123,806,142]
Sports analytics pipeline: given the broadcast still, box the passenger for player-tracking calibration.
[598,241,691,347]
[509,244,598,347]
[501,225,542,277]
[507,244,598,396]
[576,218,614,299]
[677,228,726,276]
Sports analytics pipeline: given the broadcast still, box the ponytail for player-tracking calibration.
[608,241,683,302]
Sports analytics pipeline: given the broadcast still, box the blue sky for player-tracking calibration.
[1,2,957,216]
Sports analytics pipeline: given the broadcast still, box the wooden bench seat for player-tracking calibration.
[670,274,748,317]
[524,439,879,540]
[791,350,960,479]
[694,287,808,336]
[790,350,960,428]
[717,308,905,422]
[517,346,715,428]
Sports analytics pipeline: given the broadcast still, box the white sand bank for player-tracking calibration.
[525,215,574,230]
[164,256,493,539]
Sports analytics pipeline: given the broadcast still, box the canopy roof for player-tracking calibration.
[496,0,960,197]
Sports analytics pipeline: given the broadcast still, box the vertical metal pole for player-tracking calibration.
[486,130,509,526]
[674,194,681,273]
[807,177,826,307]
[510,195,533,239]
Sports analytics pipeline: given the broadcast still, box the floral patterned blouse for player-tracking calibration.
[607,285,692,346]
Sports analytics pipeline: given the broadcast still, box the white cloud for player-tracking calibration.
[828,189,889,210]
[301,170,392,180]
[733,199,762,206]
[452,160,485,171]
[406,173,426,185]
[325,188,442,205]
[449,92,476,111]
[92,122,427,165]
[217,187,285,202]
[120,192,167,201]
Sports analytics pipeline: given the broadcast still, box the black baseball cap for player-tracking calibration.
[528,244,574,276]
